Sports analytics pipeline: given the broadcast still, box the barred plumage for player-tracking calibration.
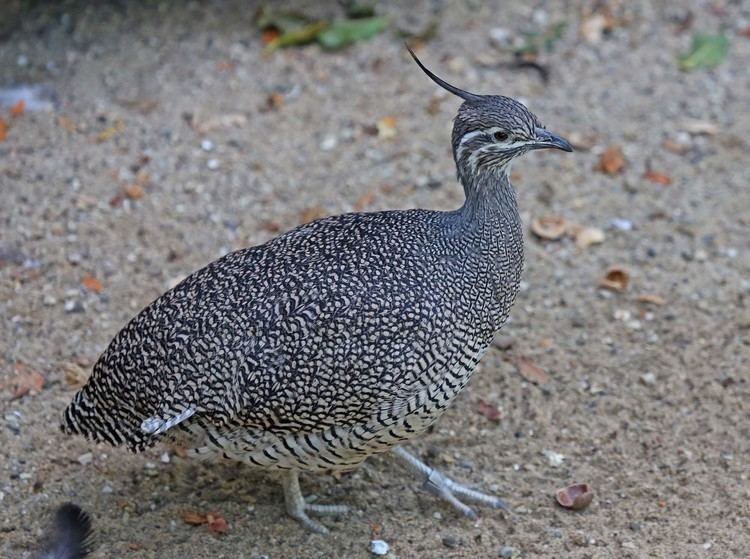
[61,49,571,532]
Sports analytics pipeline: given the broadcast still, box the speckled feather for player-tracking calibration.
[62,65,553,473]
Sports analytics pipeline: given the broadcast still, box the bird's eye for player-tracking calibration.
[493,131,509,142]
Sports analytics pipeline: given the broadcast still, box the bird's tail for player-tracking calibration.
[61,382,150,451]
[38,503,93,559]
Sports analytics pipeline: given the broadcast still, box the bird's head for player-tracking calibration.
[408,48,572,180]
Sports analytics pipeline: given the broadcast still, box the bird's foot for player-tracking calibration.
[391,446,509,520]
[281,470,349,534]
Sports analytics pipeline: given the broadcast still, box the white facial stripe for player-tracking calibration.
[456,126,531,162]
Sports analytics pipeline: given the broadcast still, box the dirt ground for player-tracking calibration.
[1,1,749,558]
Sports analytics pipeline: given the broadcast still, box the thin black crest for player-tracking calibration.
[407,46,484,103]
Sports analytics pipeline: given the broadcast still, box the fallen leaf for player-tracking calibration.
[206,513,228,536]
[4,363,46,400]
[261,28,282,45]
[478,400,502,422]
[264,21,328,52]
[515,354,550,385]
[370,522,382,539]
[678,33,729,71]
[0,118,8,141]
[260,219,282,233]
[267,92,284,110]
[636,294,665,306]
[679,119,718,136]
[62,361,89,387]
[661,139,690,154]
[122,183,145,200]
[643,170,672,186]
[376,116,397,139]
[599,267,630,292]
[57,116,77,132]
[96,119,125,142]
[530,215,567,240]
[570,225,605,249]
[354,191,375,211]
[596,145,625,175]
[556,483,594,510]
[81,275,104,293]
[10,99,25,117]
[739,26,750,38]
[299,206,327,224]
[180,510,207,525]
[317,17,388,50]
[657,499,667,508]
[191,113,247,135]
[127,543,144,551]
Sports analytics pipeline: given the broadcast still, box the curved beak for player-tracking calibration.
[531,128,573,152]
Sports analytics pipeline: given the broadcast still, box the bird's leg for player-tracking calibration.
[280,470,350,534]
[391,446,509,520]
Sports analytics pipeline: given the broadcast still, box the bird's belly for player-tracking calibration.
[177,339,489,472]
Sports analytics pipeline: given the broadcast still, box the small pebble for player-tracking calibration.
[144,462,156,469]
[609,218,633,231]
[369,539,389,556]
[201,139,214,152]
[492,334,515,350]
[499,546,514,558]
[19,472,33,480]
[207,159,220,170]
[160,452,170,463]
[77,452,94,466]
[64,300,84,313]
[442,535,460,548]
[543,450,564,467]
[321,136,337,151]
[101,484,113,494]
[640,372,657,386]
[43,295,57,306]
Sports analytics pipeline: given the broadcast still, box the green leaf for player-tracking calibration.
[317,17,388,50]
[345,2,376,19]
[264,22,329,53]
[678,33,729,71]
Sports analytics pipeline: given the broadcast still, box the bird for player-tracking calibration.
[61,47,572,533]
[37,503,93,559]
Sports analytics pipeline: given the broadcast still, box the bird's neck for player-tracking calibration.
[458,166,521,233]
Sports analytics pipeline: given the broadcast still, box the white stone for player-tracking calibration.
[369,540,389,556]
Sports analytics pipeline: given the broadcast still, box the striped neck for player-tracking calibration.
[458,166,520,229]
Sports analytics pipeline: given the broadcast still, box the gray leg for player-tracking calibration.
[391,446,509,520]
[281,470,350,534]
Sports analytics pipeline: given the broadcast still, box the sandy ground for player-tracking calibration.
[1,1,749,557]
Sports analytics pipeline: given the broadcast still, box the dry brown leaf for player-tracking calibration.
[5,363,46,400]
[260,220,282,233]
[599,267,630,292]
[127,543,145,551]
[596,145,625,175]
[425,97,442,115]
[299,206,327,224]
[636,294,665,306]
[556,483,594,510]
[530,215,567,240]
[354,192,375,212]
[181,510,207,525]
[192,113,247,135]
[376,116,397,139]
[62,361,89,387]
[643,170,672,186]
[261,28,282,45]
[0,118,8,142]
[57,116,77,132]
[572,226,605,249]
[206,513,228,536]
[515,354,550,385]
[122,184,145,200]
[10,99,25,117]
[267,93,284,110]
[662,139,690,154]
[478,400,502,422]
[81,275,104,293]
